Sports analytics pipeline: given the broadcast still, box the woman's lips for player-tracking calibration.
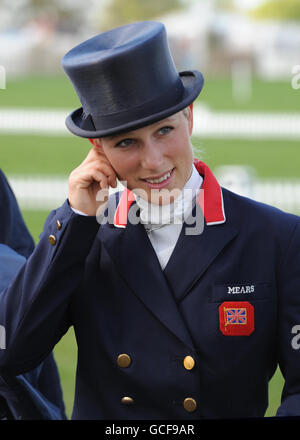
[142,168,174,189]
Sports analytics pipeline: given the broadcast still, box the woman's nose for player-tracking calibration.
[140,140,164,170]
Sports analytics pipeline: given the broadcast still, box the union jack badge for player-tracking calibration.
[219,301,254,336]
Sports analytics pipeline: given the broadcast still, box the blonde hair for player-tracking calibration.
[182,107,189,118]
[95,107,191,145]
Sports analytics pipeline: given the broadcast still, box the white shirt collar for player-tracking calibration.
[135,164,203,226]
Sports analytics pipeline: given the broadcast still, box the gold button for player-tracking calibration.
[183,398,197,413]
[56,220,62,230]
[117,354,131,368]
[183,355,195,370]
[121,396,134,405]
[48,235,57,246]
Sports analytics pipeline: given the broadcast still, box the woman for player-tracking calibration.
[0,21,299,420]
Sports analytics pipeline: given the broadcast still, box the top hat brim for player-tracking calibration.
[65,70,204,139]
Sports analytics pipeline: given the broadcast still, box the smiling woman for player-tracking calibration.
[1,20,300,422]
[90,109,194,206]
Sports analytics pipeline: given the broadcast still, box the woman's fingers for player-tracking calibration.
[68,146,117,215]
[83,146,118,187]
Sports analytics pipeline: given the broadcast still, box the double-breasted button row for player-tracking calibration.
[117,353,195,370]
[48,220,63,246]
[183,356,196,412]
[120,397,197,411]
[117,353,197,412]
[118,354,133,405]
[121,396,197,411]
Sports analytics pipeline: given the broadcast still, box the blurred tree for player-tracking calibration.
[250,0,300,21]
[98,0,185,31]
[0,0,90,32]
[215,0,236,12]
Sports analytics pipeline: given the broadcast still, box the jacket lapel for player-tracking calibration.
[98,214,196,350]
[162,159,238,302]
[163,217,238,302]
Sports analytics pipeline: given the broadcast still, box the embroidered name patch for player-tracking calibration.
[227,285,254,294]
[219,301,254,336]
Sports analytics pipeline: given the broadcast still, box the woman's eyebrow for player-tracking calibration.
[105,116,177,141]
[106,131,135,141]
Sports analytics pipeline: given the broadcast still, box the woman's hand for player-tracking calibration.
[68,144,117,216]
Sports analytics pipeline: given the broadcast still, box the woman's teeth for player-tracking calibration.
[145,170,172,184]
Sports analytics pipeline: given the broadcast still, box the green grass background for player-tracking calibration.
[1,75,299,418]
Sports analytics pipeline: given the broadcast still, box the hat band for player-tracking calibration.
[89,77,184,132]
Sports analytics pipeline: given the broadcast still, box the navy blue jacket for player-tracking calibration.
[0,170,34,259]
[0,170,66,420]
[0,161,299,419]
[0,244,66,420]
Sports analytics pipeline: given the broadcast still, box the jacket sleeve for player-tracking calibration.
[276,220,300,416]
[0,200,100,376]
[1,355,67,420]
[0,169,35,258]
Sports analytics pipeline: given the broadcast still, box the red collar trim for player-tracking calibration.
[113,187,136,228]
[193,158,226,225]
[114,159,226,228]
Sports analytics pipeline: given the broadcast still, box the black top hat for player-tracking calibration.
[62,21,204,138]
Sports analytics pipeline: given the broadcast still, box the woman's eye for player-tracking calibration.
[158,126,173,135]
[116,138,134,148]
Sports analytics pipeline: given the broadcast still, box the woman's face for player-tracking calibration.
[96,107,194,205]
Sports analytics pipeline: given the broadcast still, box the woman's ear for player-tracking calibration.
[88,138,96,146]
[88,138,101,148]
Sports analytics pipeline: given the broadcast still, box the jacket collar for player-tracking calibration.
[113,159,226,228]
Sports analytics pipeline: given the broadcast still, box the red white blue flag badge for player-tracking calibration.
[219,301,254,336]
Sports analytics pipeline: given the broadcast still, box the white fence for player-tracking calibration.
[0,106,300,139]
[193,107,300,140]
[8,175,68,210]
